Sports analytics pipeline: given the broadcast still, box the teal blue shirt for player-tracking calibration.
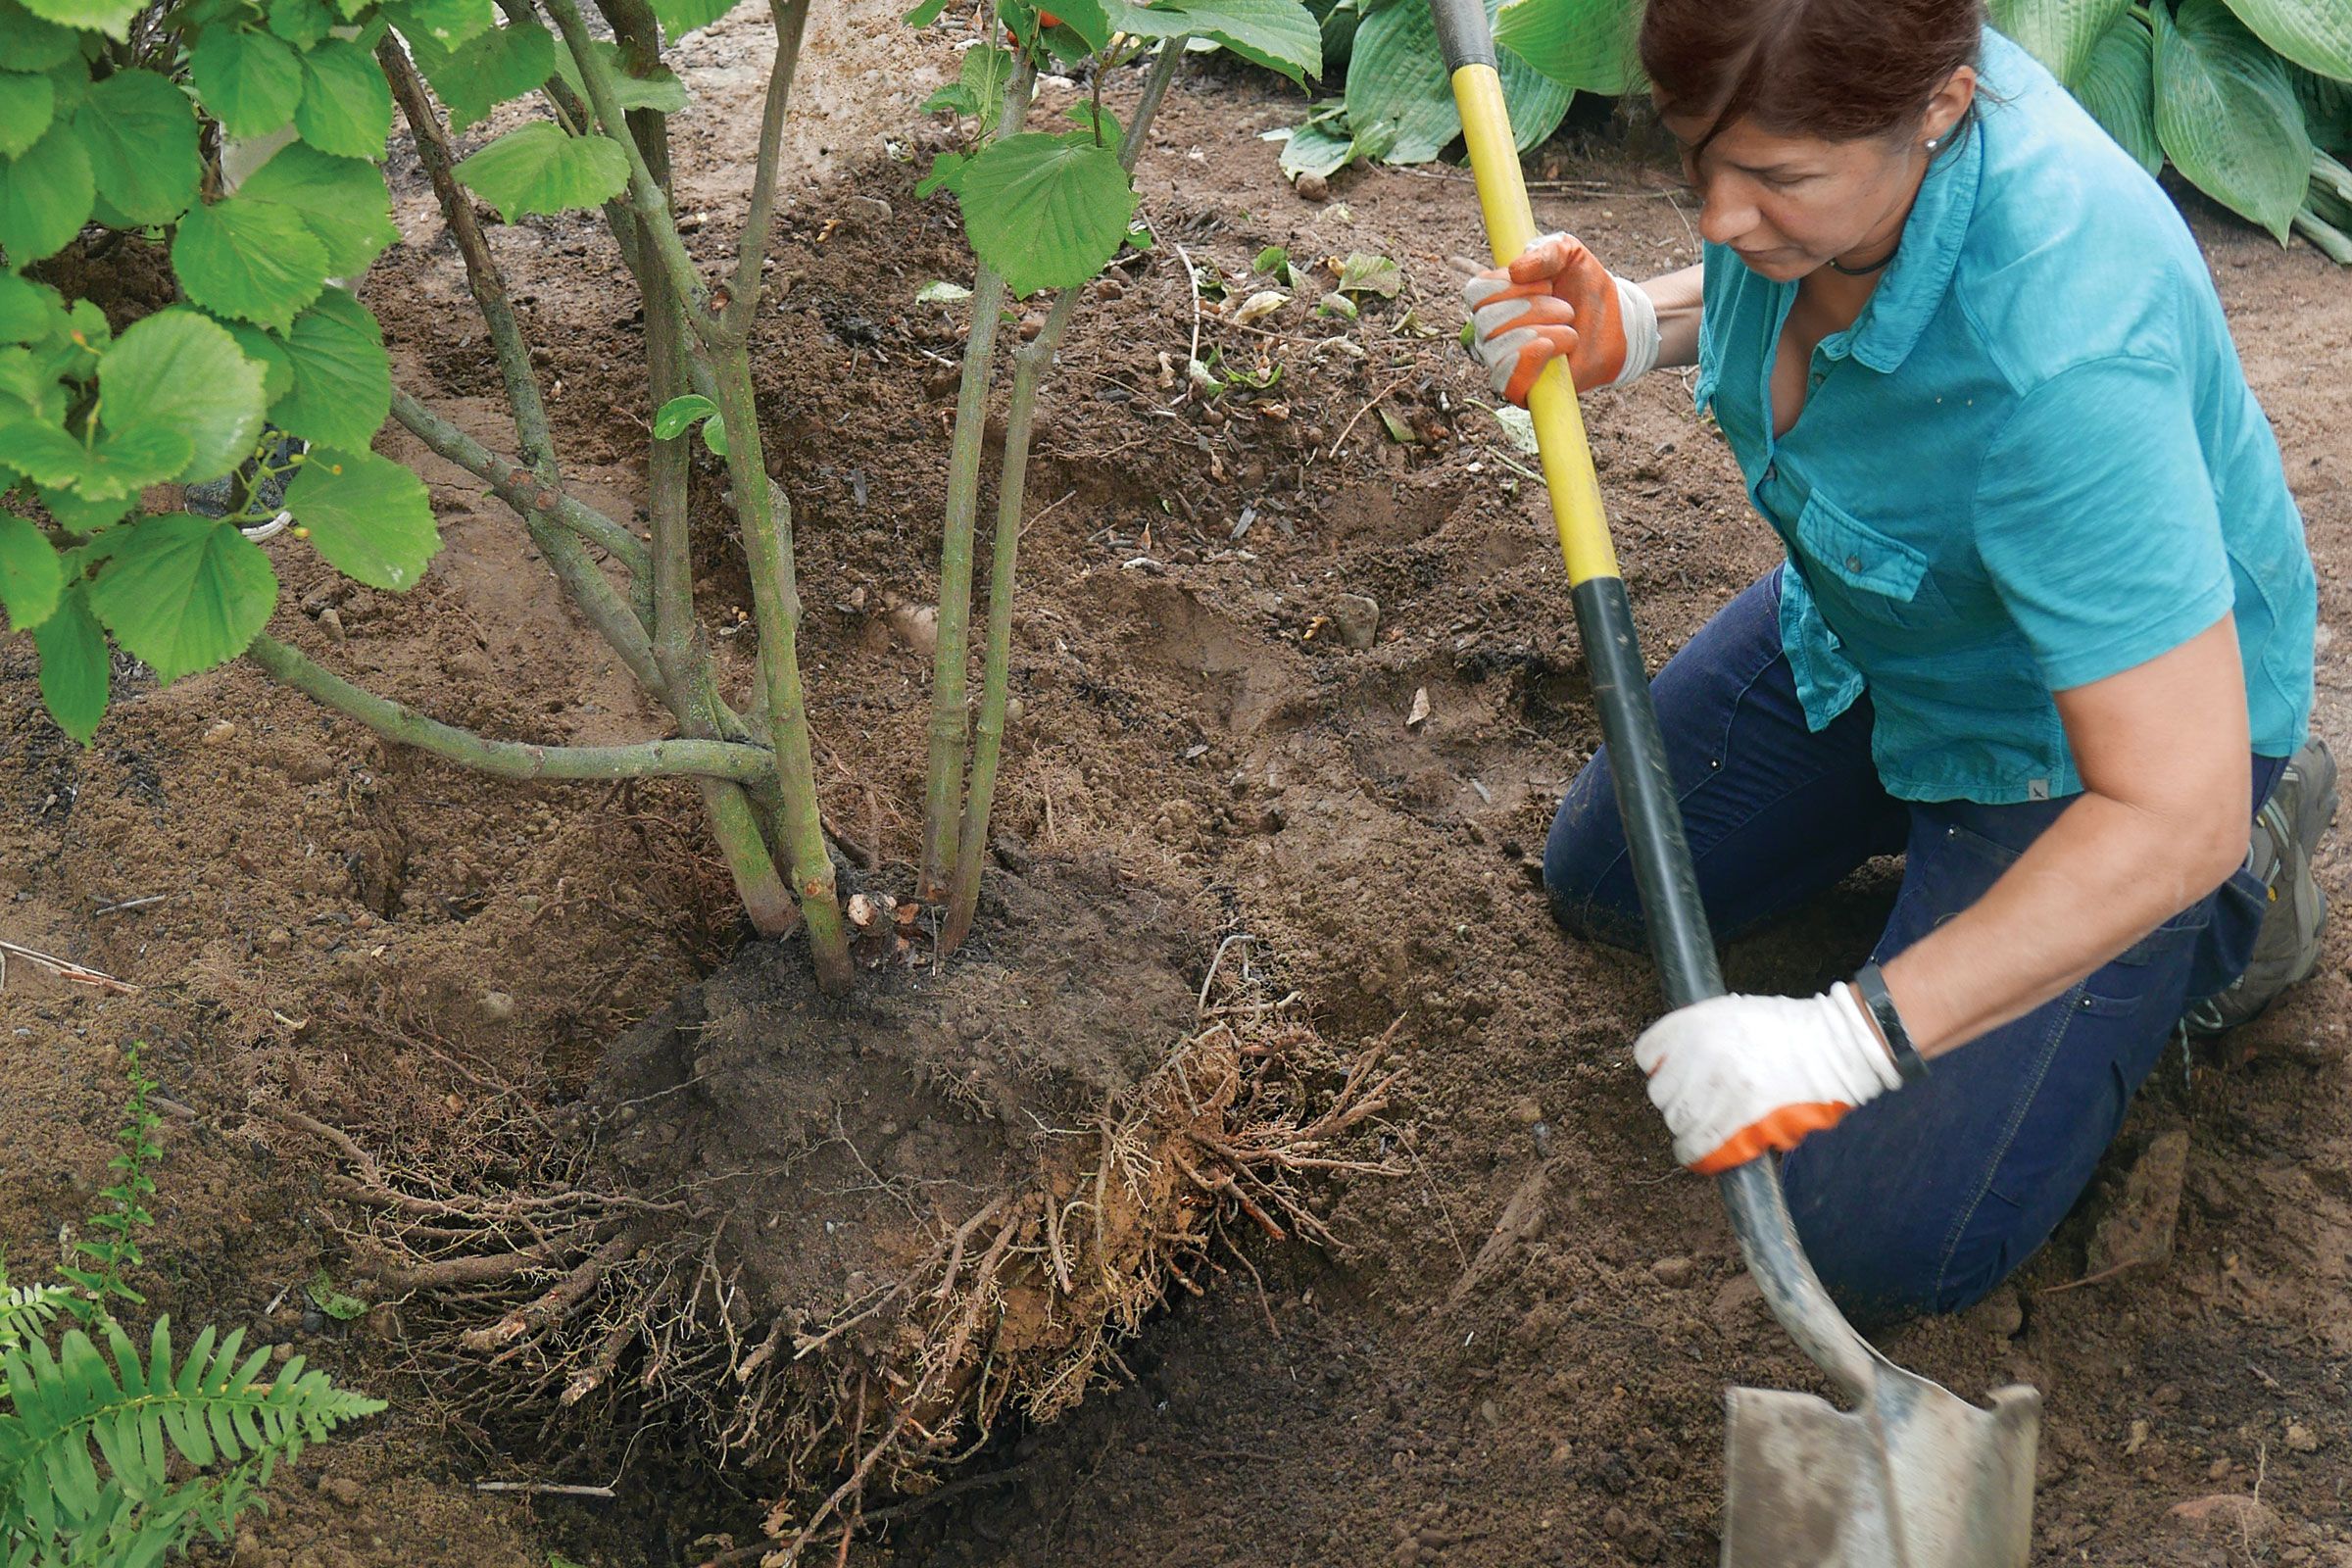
[1694,27,2316,804]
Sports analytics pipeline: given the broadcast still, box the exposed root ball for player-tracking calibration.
[276,860,1401,1562]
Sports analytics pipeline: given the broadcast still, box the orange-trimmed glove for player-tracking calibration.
[1632,985,1902,1175]
[1462,232,1660,405]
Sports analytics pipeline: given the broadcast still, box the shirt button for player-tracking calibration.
[1845,554,1865,572]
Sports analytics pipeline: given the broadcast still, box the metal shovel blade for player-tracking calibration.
[1724,1370,2040,1568]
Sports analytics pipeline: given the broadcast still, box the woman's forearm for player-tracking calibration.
[1640,264,1704,370]
[1881,792,2244,1057]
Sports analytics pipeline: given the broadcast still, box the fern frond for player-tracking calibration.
[0,1316,385,1558]
[0,1285,74,1354]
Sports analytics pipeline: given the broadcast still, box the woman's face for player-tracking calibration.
[1660,72,1975,282]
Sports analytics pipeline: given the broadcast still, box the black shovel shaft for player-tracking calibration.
[1570,577,1724,1008]
[1433,0,1883,1400]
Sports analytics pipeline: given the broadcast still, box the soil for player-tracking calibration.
[4,4,2350,1567]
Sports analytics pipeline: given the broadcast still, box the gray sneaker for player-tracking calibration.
[2184,738,2336,1036]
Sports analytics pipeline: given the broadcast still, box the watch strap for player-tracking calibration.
[1852,960,1928,1085]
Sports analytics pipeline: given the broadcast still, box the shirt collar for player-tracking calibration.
[1845,111,1984,374]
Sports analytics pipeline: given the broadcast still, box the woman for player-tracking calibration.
[1463,0,2331,1324]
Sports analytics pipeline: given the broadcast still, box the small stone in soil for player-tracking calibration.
[2287,1422,2321,1451]
[1510,1096,1544,1125]
[1328,593,1380,649]
[479,990,516,1023]
[318,1475,364,1507]
[1295,172,1329,202]
[1649,1255,1695,1289]
[318,607,345,641]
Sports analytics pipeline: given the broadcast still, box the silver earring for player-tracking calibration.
[1924,133,1944,152]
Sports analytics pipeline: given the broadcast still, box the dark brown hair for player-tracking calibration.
[1639,0,1984,151]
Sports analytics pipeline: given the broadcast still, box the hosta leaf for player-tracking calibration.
[957,131,1138,296]
[1988,0,2132,86]
[1347,0,1566,162]
[0,0,79,71]
[86,514,277,683]
[2221,0,2352,81]
[651,0,737,45]
[189,26,306,141]
[32,584,106,743]
[2077,11,2163,175]
[172,195,331,332]
[0,71,54,160]
[1276,117,1353,178]
[16,0,139,40]
[285,448,440,591]
[0,119,94,264]
[0,512,60,630]
[553,38,690,115]
[102,307,270,485]
[454,121,630,220]
[1494,0,1641,94]
[79,68,201,225]
[2154,0,2313,242]
[407,19,556,132]
[1106,0,1320,82]
[295,36,393,159]
[270,289,389,451]
[235,143,398,277]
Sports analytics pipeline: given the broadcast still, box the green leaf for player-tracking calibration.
[15,0,139,40]
[0,270,61,342]
[385,0,493,47]
[651,0,737,44]
[957,131,1138,296]
[905,0,948,22]
[2220,0,2352,80]
[78,68,202,225]
[235,142,399,277]
[0,0,79,71]
[2076,11,2163,175]
[0,412,191,499]
[220,315,296,404]
[0,71,55,160]
[2155,0,2314,242]
[916,148,970,197]
[102,307,270,485]
[552,38,690,115]
[1275,116,1353,178]
[32,583,105,743]
[914,278,972,303]
[172,195,331,332]
[1345,0,1564,163]
[1251,243,1289,273]
[0,512,60,630]
[454,121,631,220]
[271,288,389,451]
[189,26,306,141]
[652,391,717,439]
[407,19,556,132]
[268,0,333,47]
[1038,0,1110,51]
[0,119,94,264]
[1065,100,1122,143]
[2296,67,2352,154]
[1494,0,1640,94]
[1109,0,1321,82]
[86,514,277,683]
[1988,0,2132,86]
[36,481,133,533]
[1335,249,1401,296]
[956,43,1017,121]
[284,447,439,590]
[295,36,394,159]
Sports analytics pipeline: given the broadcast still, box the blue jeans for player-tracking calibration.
[1545,570,2281,1324]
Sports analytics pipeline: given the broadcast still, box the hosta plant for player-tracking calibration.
[1269,0,2352,262]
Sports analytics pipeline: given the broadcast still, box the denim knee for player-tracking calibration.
[1542,764,1646,949]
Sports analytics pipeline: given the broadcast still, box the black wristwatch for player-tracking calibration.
[1852,961,1929,1085]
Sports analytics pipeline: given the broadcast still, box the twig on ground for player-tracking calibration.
[0,939,136,994]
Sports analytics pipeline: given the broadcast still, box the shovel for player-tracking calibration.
[1426,5,2040,1562]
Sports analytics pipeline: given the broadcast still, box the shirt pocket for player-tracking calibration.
[1793,490,1953,629]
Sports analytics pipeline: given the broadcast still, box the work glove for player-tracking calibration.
[1462,232,1660,405]
[1632,986,1902,1175]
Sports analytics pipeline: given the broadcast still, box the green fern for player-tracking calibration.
[56,1046,163,1314]
[0,1284,74,1358]
[0,1317,385,1566]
